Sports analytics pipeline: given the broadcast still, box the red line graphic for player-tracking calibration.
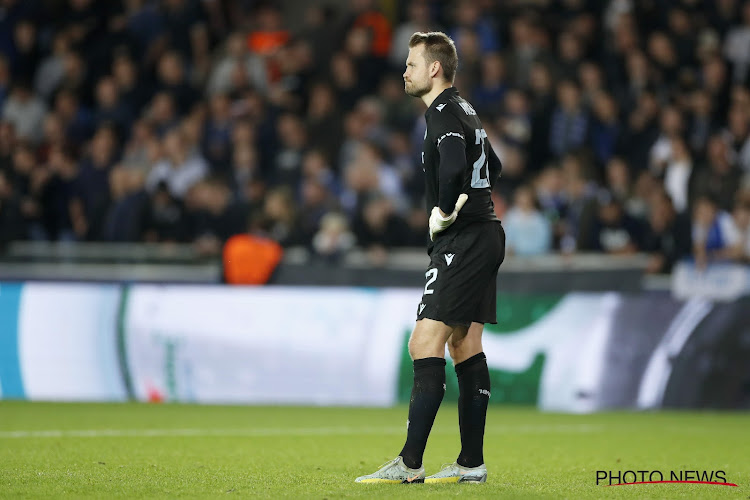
[605,481,738,487]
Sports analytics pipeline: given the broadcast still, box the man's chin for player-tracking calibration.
[405,85,429,97]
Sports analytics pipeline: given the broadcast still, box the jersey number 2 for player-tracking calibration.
[424,268,438,295]
[471,128,490,188]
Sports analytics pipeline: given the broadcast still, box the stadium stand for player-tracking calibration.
[1,0,750,273]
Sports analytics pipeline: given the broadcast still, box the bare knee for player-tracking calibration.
[408,334,427,359]
[447,334,465,360]
[409,319,454,360]
[448,323,484,364]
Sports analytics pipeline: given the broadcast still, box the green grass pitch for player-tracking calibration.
[0,402,748,499]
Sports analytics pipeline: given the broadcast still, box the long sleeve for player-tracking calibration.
[437,135,466,214]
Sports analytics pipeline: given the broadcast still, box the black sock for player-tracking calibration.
[399,357,446,469]
[455,352,490,468]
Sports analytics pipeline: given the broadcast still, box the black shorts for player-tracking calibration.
[417,220,505,326]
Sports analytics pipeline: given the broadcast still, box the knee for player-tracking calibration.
[408,331,444,360]
[408,334,427,360]
[448,335,481,365]
[447,336,463,360]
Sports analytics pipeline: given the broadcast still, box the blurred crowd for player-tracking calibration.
[1,0,750,271]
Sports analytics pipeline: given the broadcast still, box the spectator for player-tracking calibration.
[588,91,620,166]
[202,93,234,173]
[352,194,411,254]
[93,76,134,138]
[692,193,741,267]
[146,127,208,199]
[729,190,750,261]
[450,0,498,54]
[191,178,249,255]
[34,30,71,102]
[146,91,179,137]
[301,149,339,197]
[527,62,555,168]
[721,105,750,172]
[57,51,92,107]
[378,75,415,132]
[207,32,268,97]
[618,89,660,172]
[549,80,589,159]
[663,136,693,214]
[10,18,40,83]
[73,126,119,239]
[534,165,566,235]
[723,0,750,84]
[160,0,209,62]
[112,52,149,113]
[390,0,432,69]
[649,106,684,176]
[306,82,344,168]
[579,194,643,255]
[101,167,148,242]
[53,88,94,147]
[312,211,355,262]
[686,89,716,157]
[229,145,259,200]
[142,181,187,242]
[298,176,334,244]
[253,186,301,247]
[505,14,548,89]
[124,0,164,64]
[0,55,9,111]
[702,55,730,123]
[120,119,159,174]
[555,31,585,81]
[347,0,392,60]
[667,7,695,68]
[155,51,199,116]
[503,185,552,256]
[272,113,308,186]
[0,168,24,249]
[559,155,597,252]
[604,156,646,219]
[9,142,38,212]
[472,52,507,119]
[578,61,605,109]
[647,32,680,88]
[2,82,46,144]
[329,52,362,113]
[0,121,16,175]
[690,134,742,212]
[37,145,79,241]
[642,188,692,273]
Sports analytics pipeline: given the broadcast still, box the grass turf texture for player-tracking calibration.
[0,402,747,499]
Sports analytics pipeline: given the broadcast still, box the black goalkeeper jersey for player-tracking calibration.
[421,87,501,233]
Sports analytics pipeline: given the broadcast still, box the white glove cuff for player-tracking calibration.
[434,209,454,222]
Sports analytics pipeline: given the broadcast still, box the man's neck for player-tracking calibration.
[421,81,452,108]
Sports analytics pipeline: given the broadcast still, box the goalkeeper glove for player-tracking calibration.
[429,193,468,241]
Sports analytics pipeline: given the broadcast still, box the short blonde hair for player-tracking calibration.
[409,31,458,83]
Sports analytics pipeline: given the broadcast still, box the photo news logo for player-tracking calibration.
[596,470,738,487]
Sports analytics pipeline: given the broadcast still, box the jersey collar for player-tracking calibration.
[426,86,459,114]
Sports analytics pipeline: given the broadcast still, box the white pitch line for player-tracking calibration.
[0,424,602,439]
[0,427,403,439]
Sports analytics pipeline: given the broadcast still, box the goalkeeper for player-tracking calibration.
[356,31,505,484]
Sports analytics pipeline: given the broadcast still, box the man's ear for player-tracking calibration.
[429,60,441,79]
